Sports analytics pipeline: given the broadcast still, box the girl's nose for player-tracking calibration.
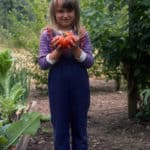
[63,12,69,18]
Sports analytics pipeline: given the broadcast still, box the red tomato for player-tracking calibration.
[58,31,75,48]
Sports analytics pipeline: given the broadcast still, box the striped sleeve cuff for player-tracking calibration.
[46,54,57,65]
[76,50,87,62]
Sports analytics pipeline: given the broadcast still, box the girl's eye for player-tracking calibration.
[67,9,73,13]
[58,9,64,13]
[57,8,73,13]
[56,8,63,13]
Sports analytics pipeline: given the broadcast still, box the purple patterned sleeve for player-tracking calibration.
[38,31,52,70]
[80,32,94,68]
[38,30,94,69]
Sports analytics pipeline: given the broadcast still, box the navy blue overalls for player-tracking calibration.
[48,52,90,150]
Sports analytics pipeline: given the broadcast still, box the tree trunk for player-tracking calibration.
[128,0,138,119]
[115,73,121,91]
[127,65,138,118]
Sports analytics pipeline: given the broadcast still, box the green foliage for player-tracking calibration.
[81,0,129,81]
[82,0,149,117]
[0,96,16,121]
[0,50,13,78]
[128,0,150,91]
[9,83,25,103]
[82,0,149,91]
[0,0,49,85]
[88,49,103,77]
[0,50,29,123]
[0,124,10,146]
[0,112,41,150]
[124,0,150,118]
[0,27,13,45]
[40,114,50,122]
[0,49,40,149]
[0,50,13,97]
[10,63,31,101]
[136,89,150,122]
[0,0,48,54]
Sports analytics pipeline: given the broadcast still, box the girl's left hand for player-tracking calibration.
[68,35,79,49]
[68,36,82,58]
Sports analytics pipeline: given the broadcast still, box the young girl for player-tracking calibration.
[38,0,94,149]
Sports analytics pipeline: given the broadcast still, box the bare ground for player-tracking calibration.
[27,79,150,150]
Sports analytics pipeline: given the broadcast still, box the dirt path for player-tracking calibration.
[27,79,150,150]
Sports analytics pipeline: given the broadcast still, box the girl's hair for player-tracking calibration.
[49,0,80,34]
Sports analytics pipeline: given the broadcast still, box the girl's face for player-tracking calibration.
[55,0,75,30]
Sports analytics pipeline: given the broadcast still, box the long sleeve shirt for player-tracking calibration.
[38,28,94,70]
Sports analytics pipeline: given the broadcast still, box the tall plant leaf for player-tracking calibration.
[9,82,25,102]
[0,50,13,97]
[2,112,41,150]
[0,50,13,78]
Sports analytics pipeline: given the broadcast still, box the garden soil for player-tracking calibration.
[27,79,150,150]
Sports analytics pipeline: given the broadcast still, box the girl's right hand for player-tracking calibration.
[51,36,61,51]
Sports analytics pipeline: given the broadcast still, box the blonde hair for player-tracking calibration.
[48,0,80,34]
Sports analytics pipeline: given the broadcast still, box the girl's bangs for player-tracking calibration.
[62,0,74,11]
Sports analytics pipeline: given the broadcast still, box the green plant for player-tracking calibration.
[0,49,41,149]
[0,112,41,150]
[81,0,150,118]
[88,49,104,78]
[10,62,31,102]
[136,89,150,122]
[0,50,13,97]
[0,83,25,122]
[0,0,48,53]
[0,26,13,46]
[0,51,23,122]
[81,0,128,86]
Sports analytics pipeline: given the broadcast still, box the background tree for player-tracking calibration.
[81,0,150,118]
[127,0,150,118]
[81,0,128,90]
[0,0,48,53]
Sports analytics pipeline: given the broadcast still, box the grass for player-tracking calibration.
[0,44,12,51]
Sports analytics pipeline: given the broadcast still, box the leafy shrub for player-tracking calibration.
[136,89,150,122]
[0,112,41,150]
[0,49,41,149]
[0,27,13,46]
[0,50,31,123]
[10,63,30,102]
[81,0,128,87]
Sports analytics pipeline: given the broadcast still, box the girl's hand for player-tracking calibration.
[68,35,81,58]
[51,36,62,60]
[68,35,80,49]
[51,36,61,50]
